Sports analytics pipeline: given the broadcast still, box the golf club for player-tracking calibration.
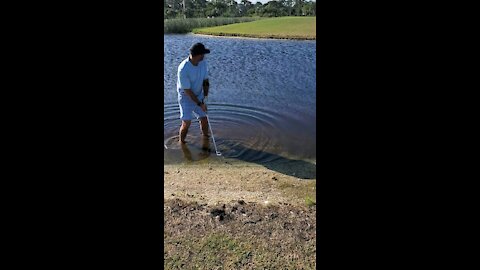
[204,97,221,156]
[206,114,221,156]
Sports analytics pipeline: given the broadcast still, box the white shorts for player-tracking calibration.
[178,95,206,121]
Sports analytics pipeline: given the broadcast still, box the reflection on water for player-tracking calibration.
[179,137,211,162]
[164,34,316,169]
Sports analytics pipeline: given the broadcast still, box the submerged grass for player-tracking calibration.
[164,17,261,34]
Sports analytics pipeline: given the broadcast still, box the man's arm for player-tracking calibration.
[203,79,209,97]
[184,89,207,112]
[184,89,202,105]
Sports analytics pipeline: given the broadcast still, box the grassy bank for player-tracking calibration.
[193,16,316,40]
[164,162,316,269]
[164,17,261,34]
[164,199,316,269]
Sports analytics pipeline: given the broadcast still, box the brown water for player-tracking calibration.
[164,34,316,166]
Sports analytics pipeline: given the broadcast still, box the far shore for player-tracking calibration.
[192,16,316,41]
[192,32,316,41]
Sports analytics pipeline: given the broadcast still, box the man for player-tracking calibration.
[177,42,211,144]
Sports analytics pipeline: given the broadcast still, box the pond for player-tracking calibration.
[164,34,316,168]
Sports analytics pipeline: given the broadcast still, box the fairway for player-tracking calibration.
[193,17,316,40]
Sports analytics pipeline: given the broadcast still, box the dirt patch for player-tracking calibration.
[164,198,316,269]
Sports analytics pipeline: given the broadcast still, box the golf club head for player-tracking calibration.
[216,151,222,156]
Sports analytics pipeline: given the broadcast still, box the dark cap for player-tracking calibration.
[190,43,210,56]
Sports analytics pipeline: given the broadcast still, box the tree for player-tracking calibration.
[164,0,184,19]
[238,0,253,16]
[301,1,315,16]
[163,0,316,19]
[260,1,287,17]
[293,0,305,16]
[283,0,294,16]
[205,0,228,17]
[252,1,263,16]
[223,0,239,17]
[189,0,208,17]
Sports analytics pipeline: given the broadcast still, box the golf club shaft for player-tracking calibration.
[206,114,220,155]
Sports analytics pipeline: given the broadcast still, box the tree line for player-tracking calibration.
[164,0,316,19]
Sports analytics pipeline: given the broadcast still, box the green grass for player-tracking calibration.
[165,232,316,269]
[278,180,316,205]
[164,233,253,269]
[164,17,261,34]
[193,16,316,40]
[305,196,316,207]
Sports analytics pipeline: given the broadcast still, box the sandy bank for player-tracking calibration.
[164,161,316,207]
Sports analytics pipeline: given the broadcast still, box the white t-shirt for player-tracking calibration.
[177,57,208,100]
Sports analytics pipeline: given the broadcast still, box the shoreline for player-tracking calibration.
[164,160,316,207]
[192,32,316,41]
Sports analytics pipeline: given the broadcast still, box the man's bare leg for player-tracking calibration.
[199,117,209,137]
[179,120,191,143]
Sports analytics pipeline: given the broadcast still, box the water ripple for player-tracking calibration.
[164,34,316,165]
[164,103,315,164]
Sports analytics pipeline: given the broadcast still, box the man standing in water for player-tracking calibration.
[177,43,210,144]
